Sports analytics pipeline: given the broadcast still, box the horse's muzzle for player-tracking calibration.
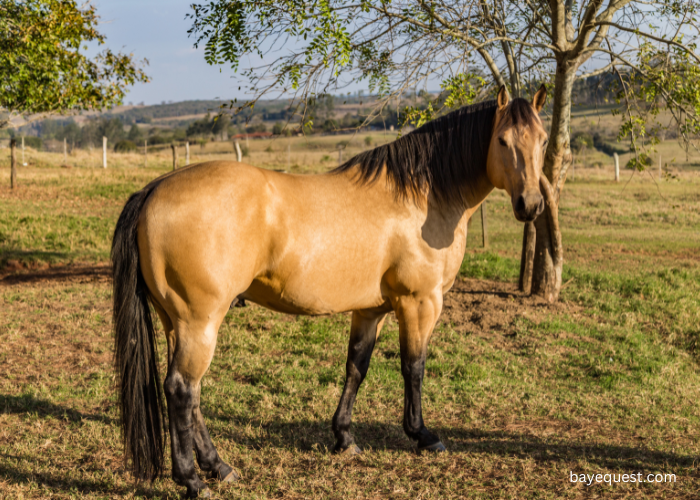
[513,192,544,222]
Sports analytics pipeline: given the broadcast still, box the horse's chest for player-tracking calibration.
[443,234,467,278]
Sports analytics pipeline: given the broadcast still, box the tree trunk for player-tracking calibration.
[532,176,563,302]
[529,54,576,302]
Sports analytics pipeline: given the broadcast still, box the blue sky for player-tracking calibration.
[92,0,240,104]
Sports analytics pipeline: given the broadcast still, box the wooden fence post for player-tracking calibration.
[337,145,343,165]
[185,142,190,166]
[518,221,536,292]
[614,153,619,182]
[10,138,17,189]
[144,140,148,167]
[102,136,107,168]
[21,136,24,165]
[481,201,488,248]
[235,141,242,162]
[63,138,67,163]
[171,144,178,170]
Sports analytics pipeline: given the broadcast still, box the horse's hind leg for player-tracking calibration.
[153,303,234,482]
[332,310,386,454]
[163,317,229,498]
[193,405,237,482]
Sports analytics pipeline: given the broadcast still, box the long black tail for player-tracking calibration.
[111,183,166,481]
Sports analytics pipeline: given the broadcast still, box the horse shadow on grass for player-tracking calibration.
[206,411,695,474]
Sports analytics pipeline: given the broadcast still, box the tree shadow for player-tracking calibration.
[436,426,695,471]
[450,286,525,300]
[0,250,69,267]
[204,411,694,473]
[0,262,110,286]
[0,393,114,425]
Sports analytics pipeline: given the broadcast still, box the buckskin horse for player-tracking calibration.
[112,86,549,497]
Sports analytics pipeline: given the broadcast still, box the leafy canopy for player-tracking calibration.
[0,0,149,128]
[187,0,700,173]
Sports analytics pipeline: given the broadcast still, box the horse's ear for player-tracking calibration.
[497,85,509,109]
[532,84,547,112]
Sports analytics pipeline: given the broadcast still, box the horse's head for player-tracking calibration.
[486,85,548,222]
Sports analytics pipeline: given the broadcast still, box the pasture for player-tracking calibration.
[0,138,699,499]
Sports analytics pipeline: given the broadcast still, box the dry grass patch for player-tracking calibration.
[0,268,698,498]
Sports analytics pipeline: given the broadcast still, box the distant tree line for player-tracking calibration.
[4,76,630,151]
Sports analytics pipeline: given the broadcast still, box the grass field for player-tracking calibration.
[0,136,699,499]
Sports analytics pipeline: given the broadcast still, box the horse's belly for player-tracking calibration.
[240,269,388,316]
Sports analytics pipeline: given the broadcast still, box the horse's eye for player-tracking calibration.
[498,137,507,147]
[543,138,549,146]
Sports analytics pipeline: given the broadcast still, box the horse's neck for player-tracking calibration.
[462,168,495,213]
[424,171,494,240]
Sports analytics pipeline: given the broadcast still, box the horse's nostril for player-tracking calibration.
[515,195,526,213]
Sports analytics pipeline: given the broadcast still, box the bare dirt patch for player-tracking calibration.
[442,278,576,337]
[0,265,113,388]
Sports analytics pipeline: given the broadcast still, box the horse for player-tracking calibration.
[111,85,548,498]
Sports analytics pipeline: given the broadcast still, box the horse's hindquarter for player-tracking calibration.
[138,162,273,321]
[138,161,470,320]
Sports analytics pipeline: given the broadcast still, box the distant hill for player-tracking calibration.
[108,100,234,123]
[105,94,383,124]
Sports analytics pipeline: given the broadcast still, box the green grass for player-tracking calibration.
[0,164,168,267]
[0,152,699,498]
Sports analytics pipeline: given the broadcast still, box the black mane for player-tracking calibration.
[333,99,509,206]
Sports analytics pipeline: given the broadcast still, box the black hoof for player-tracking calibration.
[222,470,240,483]
[206,463,238,483]
[184,486,211,499]
[417,441,446,455]
[333,443,362,456]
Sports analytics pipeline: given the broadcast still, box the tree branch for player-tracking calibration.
[595,21,700,64]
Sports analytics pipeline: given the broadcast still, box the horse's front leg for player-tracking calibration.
[394,291,446,453]
[332,310,386,454]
